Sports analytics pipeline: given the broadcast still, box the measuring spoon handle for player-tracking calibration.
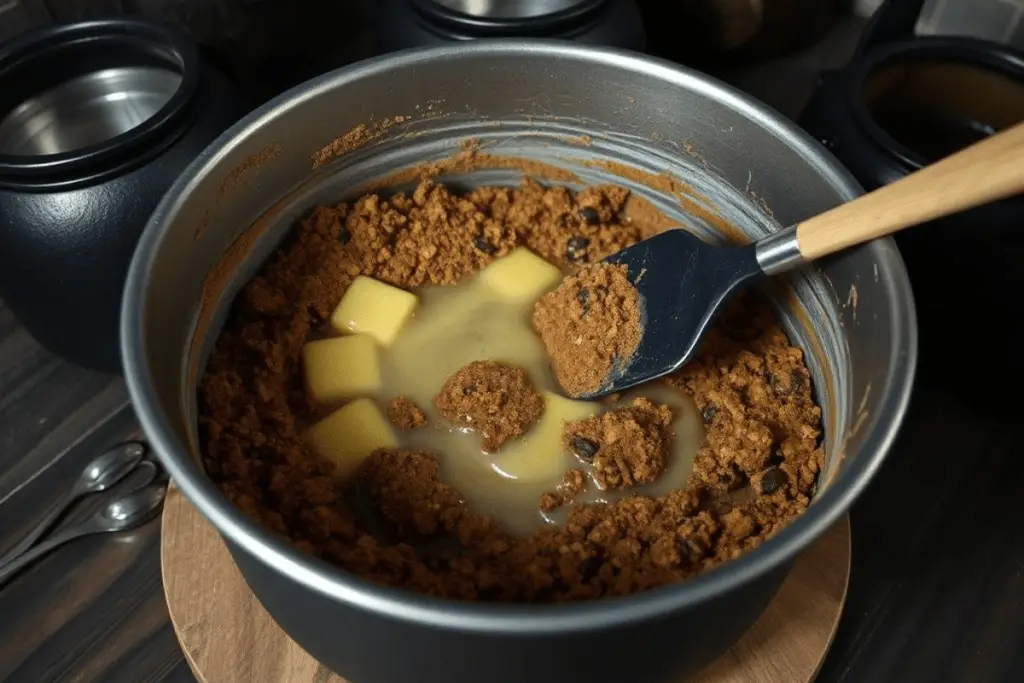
[0,523,97,588]
[0,489,78,568]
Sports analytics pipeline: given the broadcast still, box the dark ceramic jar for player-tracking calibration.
[376,0,646,52]
[799,0,1024,399]
[0,19,246,373]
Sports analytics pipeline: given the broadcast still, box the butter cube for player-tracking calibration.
[303,334,380,403]
[305,398,397,478]
[490,392,600,482]
[330,275,418,346]
[480,247,562,304]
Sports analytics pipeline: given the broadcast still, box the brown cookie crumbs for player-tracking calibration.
[538,492,562,513]
[198,178,824,604]
[564,398,673,490]
[359,449,468,540]
[434,361,544,452]
[387,397,426,430]
[667,295,824,499]
[562,469,587,496]
[532,263,643,397]
[539,469,588,512]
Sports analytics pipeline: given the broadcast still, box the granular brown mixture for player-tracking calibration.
[199,178,823,603]
[532,263,643,397]
[564,397,673,490]
[432,360,544,450]
[667,301,824,501]
[434,361,544,452]
[539,469,587,513]
[387,397,426,431]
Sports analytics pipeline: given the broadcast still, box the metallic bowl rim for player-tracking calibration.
[122,40,917,633]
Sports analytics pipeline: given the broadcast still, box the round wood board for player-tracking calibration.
[161,485,850,683]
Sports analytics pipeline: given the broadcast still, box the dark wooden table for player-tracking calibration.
[0,13,1022,683]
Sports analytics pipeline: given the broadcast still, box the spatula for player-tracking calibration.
[585,120,1024,398]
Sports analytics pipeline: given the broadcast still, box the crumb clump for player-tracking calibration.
[387,397,426,430]
[532,263,643,397]
[359,449,472,540]
[539,469,587,512]
[564,398,673,490]
[667,298,824,505]
[198,178,823,604]
[434,361,544,452]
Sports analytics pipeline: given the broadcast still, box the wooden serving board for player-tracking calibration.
[161,485,850,683]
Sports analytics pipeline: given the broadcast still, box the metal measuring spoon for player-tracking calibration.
[0,442,146,567]
[0,482,167,587]
[120,459,162,492]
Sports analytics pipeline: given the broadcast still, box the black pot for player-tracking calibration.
[799,0,1024,398]
[0,19,246,373]
[376,0,646,52]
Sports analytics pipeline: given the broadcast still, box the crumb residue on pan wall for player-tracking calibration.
[311,117,411,169]
[193,143,283,241]
[222,143,282,194]
[582,159,748,245]
[845,284,859,321]
[306,113,750,246]
[550,134,593,147]
[364,141,581,192]
[851,383,872,439]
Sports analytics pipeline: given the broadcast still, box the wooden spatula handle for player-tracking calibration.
[795,120,1024,260]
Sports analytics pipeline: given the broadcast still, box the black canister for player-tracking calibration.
[376,0,646,52]
[799,0,1024,399]
[0,19,246,373]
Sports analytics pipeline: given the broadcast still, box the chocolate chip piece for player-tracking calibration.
[565,236,590,261]
[425,555,450,572]
[306,304,327,331]
[579,206,600,224]
[726,464,748,491]
[570,437,599,462]
[474,235,497,254]
[791,370,806,390]
[701,405,717,422]
[767,444,784,466]
[576,288,591,314]
[579,555,603,579]
[760,467,788,495]
[338,227,351,245]
[462,384,476,396]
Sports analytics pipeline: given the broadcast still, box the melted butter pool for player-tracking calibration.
[371,271,704,535]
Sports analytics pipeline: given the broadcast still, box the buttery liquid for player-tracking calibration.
[366,271,704,535]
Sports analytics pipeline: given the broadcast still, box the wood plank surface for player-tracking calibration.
[0,300,194,683]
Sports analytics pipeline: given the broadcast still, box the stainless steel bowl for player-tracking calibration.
[122,42,916,683]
